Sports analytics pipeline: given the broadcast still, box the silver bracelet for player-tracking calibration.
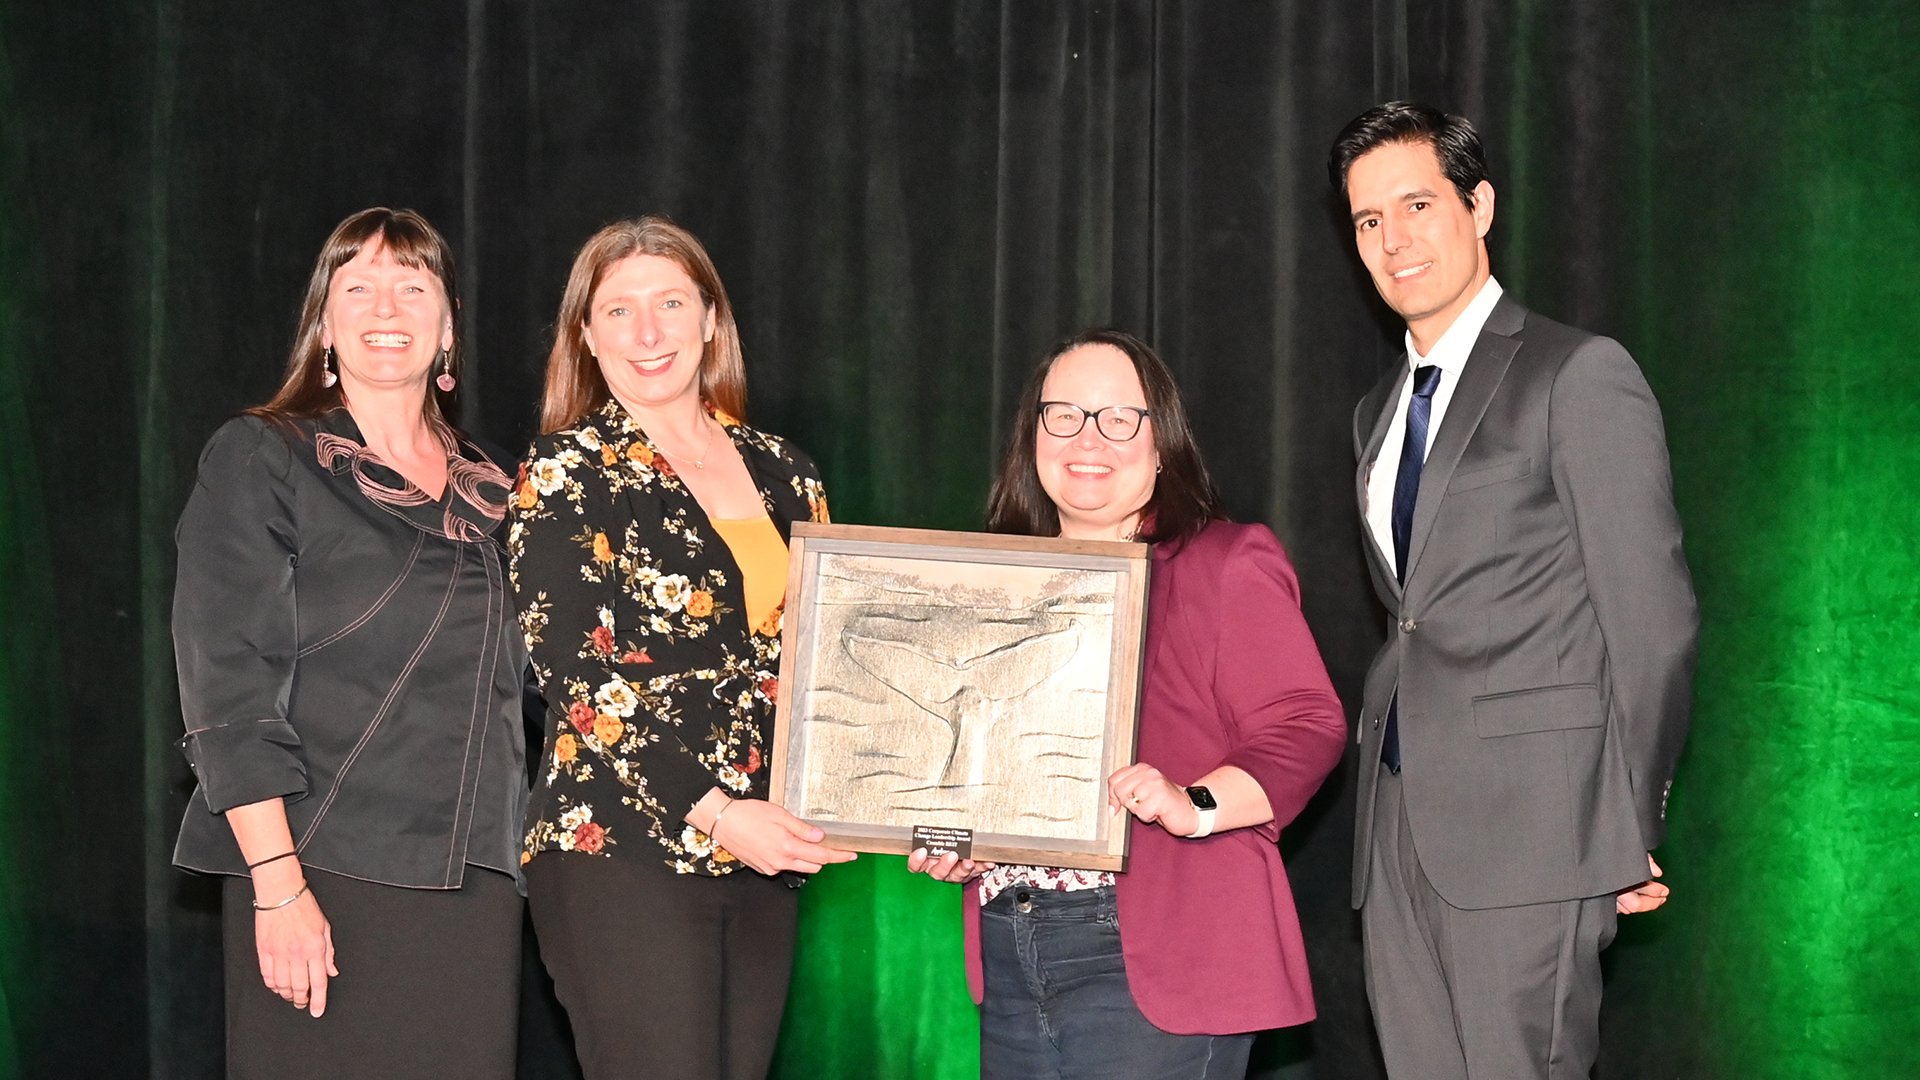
[252,882,310,911]
[707,798,739,843]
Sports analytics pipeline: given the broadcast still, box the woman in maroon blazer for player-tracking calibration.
[908,328,1347,1078]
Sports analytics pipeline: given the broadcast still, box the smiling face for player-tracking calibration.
[583,253,716,415]
[1034,344,1160,541]
[319,236,454,392]
[1346,139,1496,353]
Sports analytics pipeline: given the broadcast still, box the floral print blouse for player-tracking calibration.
[509,399,828,876]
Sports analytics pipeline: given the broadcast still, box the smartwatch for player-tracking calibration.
[1185,785,1218,838]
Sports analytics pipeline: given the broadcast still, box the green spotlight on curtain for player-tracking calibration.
[1643,2,1920,1076]
[775,859,979,1079]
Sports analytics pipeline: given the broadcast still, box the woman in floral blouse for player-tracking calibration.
[510,216,855,1080]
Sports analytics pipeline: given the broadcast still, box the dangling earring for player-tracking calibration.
[321,346,339,388]
[435,350,457,392]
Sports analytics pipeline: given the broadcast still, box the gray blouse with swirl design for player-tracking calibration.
[171,410,527,888]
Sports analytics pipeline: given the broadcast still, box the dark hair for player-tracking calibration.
[985,328,1225,546]
[248,207,463,428]
[539,216,747,434]
[1327,101,1488,209]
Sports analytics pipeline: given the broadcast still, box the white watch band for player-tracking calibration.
[1187,804,1217,839]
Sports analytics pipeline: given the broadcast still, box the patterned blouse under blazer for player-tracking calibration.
[509,399,829,876]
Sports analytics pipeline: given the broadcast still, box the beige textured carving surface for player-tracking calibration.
[794,552,1119,839]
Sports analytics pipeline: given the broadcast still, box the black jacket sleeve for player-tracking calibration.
[173,417,310,813]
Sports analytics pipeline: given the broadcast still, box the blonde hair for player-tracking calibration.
[539,216,747,433]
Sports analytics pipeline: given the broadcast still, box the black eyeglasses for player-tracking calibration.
[1038,401,1152,442]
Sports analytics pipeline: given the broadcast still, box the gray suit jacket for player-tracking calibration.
[1350,295,1698,911]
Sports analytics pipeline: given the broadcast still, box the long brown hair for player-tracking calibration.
[985,329,1225,546]
[539,216,747,433]
[248,207,463,427]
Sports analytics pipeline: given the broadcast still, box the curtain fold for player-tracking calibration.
[0,34,50,1073]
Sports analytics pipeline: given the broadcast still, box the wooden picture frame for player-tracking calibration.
[770,523,1151,872]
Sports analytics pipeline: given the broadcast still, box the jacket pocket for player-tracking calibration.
[1447,455,1532,493]
[1471,683,1602,738]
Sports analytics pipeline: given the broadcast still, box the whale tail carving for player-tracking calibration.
[842,623,1081,781]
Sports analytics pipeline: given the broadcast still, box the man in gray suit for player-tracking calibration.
[1328,102,1698,1079]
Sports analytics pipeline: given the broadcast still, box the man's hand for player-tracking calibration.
[1616,853,1670,914]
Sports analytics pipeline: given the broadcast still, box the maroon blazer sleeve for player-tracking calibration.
[1210,527,1348,841]
[1113,522,1348,1033]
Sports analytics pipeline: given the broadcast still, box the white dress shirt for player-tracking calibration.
[1363,277,1505,576]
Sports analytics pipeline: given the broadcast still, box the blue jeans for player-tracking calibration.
[979,885,1255,1080]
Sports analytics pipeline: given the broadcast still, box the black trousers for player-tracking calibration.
[1361,768,1618,1080]
[527,852,800,1080]
[221,866,523,1080]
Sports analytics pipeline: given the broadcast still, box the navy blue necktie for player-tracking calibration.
[1382,364,1443,772]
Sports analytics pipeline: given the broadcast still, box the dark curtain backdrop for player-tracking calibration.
[2,2,1913,1078]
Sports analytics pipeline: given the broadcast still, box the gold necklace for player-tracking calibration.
[655,418,717,469]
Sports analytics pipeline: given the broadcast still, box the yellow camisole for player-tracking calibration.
[710,515,789,634]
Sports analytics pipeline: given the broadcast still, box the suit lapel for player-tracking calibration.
[1401,297,1526,587]
[1355,364,1407,603]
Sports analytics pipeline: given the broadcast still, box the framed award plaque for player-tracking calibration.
[769,523,1150,871]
